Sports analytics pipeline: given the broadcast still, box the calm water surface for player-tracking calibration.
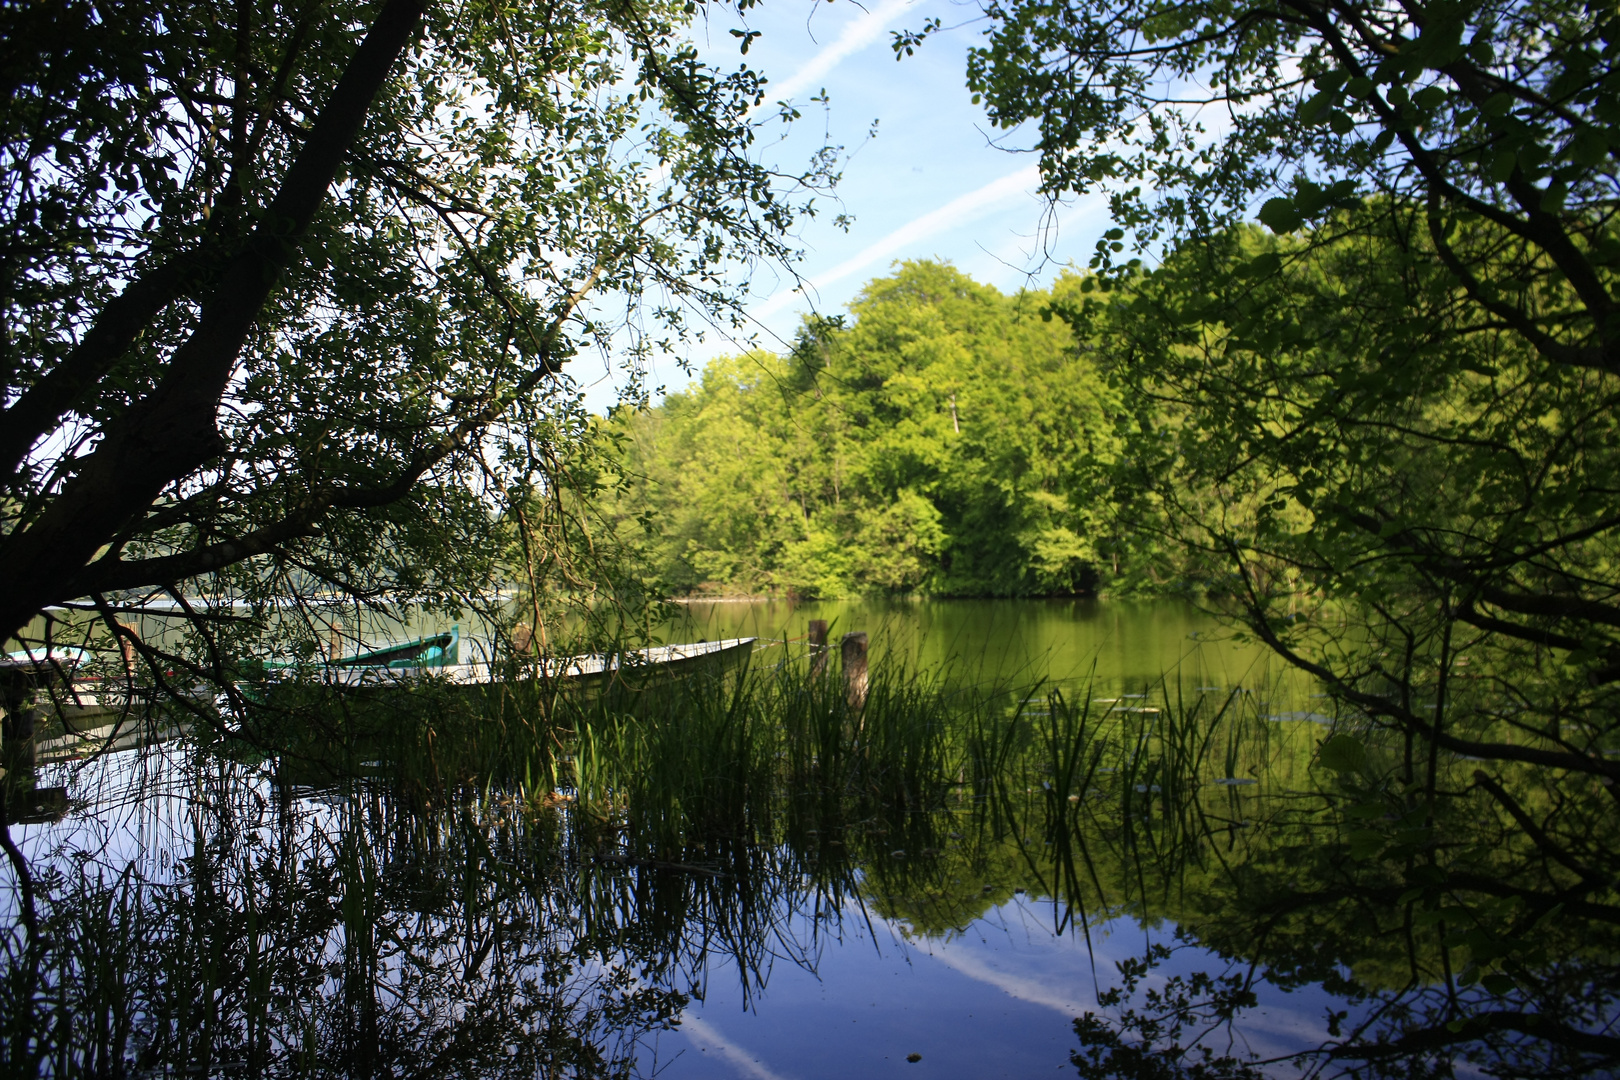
[2,599,1609,1077]
[663,597,1290,692]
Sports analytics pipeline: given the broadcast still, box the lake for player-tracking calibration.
[2,599,1612,1077]
[662,596,1285,691]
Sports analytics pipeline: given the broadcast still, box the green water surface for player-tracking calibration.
[662,597,1286,692]
[2,599,1614,1078]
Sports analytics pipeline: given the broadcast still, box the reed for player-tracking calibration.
[3,639,1455,1077]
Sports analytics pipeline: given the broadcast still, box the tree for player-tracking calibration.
[609,261,1126,598]
[1,0,828,664]
[934,0,1620,358]
[922,0,1620,784]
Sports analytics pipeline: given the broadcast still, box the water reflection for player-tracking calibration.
[662,597,1275,692]
[2,628,1617,1078]
[3,747,696,1076]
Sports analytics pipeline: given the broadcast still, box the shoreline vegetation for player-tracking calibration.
[600,262,1152,603]
[6,0,1620,1074]
[6,647,1616,1076]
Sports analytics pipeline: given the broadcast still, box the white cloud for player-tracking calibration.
[751,163,1043,321]
[925,944,1096,1017]
[677,1014,797,1080]
[760,0,920,109]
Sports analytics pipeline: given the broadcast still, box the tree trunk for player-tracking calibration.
[0,0,429,642]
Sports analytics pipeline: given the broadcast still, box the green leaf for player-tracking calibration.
[1346,829,1385,859]
[1407,864,1447,887]
[1294,181,1328,215]
[1412,85,1449,112]
[1569,126,1610,167]
[1238,252,1281,278]
[1258,198,1303,234]
[1481,973,1516,995]
[1299,91,1335,124]
[1490,150,1518,183]
[1318,733,1369,773]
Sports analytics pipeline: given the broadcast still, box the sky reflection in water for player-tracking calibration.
[647,898,1351,1080]
[4,599,1599,1078]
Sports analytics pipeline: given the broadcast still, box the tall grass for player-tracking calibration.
[1,639,1333,1076]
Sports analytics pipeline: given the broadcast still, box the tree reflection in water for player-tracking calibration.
[2,748,708,1076]
[0,669,1615,1078]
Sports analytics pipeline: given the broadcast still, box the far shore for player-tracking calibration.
[666,595,790,604]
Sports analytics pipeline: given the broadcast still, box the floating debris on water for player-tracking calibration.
[1266,711,1333,724]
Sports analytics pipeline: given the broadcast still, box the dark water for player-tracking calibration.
[2,600,1614,1077]
[660,597,1280,691]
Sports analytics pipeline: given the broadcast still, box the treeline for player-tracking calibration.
[601,261,1168,598]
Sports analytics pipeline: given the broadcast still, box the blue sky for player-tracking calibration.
[576,0,1117,410]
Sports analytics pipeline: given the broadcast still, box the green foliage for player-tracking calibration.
[948,0,1620,367]
[1316,733,1370,775]
[1068,214,1620,804]
[941,0,1620,779]
[0,0,833,676]
[606,260,1160,597]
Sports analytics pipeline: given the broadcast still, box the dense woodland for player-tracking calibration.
[603,261,1137,599]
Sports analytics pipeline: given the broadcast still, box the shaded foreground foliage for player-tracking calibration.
[0,0,835,694]
[1,645,1616,1077]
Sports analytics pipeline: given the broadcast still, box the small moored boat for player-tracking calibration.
[249,628,755,689]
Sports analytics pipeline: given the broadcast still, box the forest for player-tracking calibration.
[603,261,1129,599]
[4,0,1620,1075]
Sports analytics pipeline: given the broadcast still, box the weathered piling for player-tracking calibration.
[808,620,830,678]
[841,631,868,711]
[0,677,37,772]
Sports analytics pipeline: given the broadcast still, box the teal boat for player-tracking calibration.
[331,625,459,669]
[244,625,459,675]
[241,630,754,691]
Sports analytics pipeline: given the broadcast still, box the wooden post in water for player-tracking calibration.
[1,677,37,772]
[841,631,868,711]
[117,621,139,682]
[808,620,829,678]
